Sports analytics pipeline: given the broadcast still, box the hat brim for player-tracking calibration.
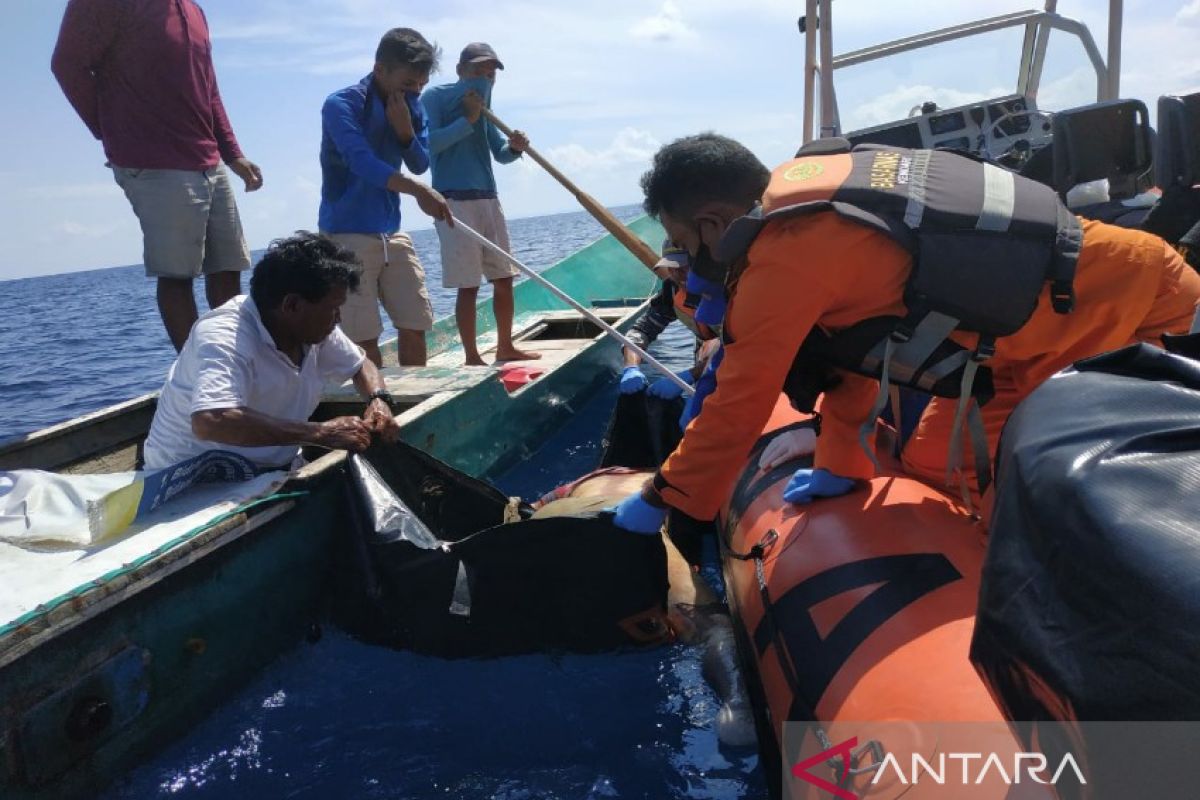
[463,55,504,69]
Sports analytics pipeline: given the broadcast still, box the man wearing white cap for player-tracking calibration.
[422,43,540,365]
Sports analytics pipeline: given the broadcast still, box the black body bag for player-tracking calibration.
[334,440,669,657]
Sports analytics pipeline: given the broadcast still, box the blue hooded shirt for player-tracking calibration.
[421,77,520,195]
[318,74,430,234]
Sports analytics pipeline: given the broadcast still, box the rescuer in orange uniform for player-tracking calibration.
[609,133,1200,532]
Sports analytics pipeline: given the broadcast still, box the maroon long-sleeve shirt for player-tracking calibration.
[52,0,244,170]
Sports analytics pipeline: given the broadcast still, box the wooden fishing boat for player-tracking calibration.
[0,215,663,800]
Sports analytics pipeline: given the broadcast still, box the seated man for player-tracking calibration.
[143,233,401,471]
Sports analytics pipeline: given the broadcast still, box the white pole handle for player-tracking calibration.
[450,217,694,396]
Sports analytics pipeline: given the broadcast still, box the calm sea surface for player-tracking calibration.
[0,204,656,442]
[2,205,766,798]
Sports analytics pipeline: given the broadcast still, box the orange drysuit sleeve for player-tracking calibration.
[649,214,909,520]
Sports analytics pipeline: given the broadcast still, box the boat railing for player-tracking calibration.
[801,0,1123,143]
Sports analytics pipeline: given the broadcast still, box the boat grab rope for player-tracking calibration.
[0,490,309,641]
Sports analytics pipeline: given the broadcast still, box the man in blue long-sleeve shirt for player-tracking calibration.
[319,28,452,367]
[422,43,539,365]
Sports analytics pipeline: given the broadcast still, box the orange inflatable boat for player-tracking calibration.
[720,396,1048,799]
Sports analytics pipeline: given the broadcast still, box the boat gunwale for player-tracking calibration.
[0,297,651,667]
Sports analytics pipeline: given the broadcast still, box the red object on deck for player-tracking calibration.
[498,363,546,393]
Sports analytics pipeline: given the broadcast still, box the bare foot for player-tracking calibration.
[464,355,487,366]
[494,346,543,362]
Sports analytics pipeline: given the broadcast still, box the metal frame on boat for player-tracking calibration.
[800,0,1123,144]
[0,216,663,800]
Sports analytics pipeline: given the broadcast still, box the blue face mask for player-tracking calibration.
[686,269,728,326]
[458,75,493,106]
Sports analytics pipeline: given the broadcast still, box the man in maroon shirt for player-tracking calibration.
[52,0,264,352]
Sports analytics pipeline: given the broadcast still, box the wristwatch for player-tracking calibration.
[368,389,396,408]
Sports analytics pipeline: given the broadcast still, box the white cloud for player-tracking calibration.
[545,128,662,173]
[27,184,121,200]
[58,221,122,238]
[11,0,1194,277]
[631,2,697,43]
[209,21,310,43]
[841,84,1010,132]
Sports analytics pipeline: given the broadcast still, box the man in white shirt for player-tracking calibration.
[143,232,401,471]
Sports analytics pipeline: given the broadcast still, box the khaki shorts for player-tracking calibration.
[112,165,250,279]
[435,198,518,288]
[325,232,434,341]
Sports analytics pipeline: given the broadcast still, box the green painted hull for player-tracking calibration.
[0,215,664,799]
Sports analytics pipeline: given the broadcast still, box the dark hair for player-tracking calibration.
[250,232,361,311]
[640,133,770,220]
[375,27,440,74]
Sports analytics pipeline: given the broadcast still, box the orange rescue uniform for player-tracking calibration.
[650,214,1200,521]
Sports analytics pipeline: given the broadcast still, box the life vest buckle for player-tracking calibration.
[1051,280,1076,314]
[973,338,996,362]
[889,322,914,345]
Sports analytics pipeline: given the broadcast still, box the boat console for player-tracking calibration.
[845,94,1053,161]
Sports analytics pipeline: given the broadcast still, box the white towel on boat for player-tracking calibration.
[0,470,138,547]
[0,451,279,548]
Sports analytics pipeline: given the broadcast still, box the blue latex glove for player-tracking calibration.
[782,468,857,505]
[686,272,728,326]
[680,346,724,429]
[619,365,648,395]
[646,369,693,400]
[608,493,668,535]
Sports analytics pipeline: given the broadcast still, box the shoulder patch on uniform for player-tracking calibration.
[784,162,825,182]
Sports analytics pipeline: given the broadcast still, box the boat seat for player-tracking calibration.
[1155,91,1200,191]
[322,365,496,410]
[1050,98,1153,202]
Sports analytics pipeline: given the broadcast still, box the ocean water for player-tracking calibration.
[1,205,766,798]
[0,204,650,442]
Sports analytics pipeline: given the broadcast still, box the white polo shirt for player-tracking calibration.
[143,296,366,470]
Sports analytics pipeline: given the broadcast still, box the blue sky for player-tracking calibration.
[1,0,1197,279]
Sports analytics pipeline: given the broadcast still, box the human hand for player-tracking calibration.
[781,468,856,505]
[508,130,529,153]
[607,492,667,535]
[411,182,453,226]
[362,399,400,443]
[462,89,484,124]
[646,369,693,400]
[619,365,648,395]
[311,416,372,451]
[228,158,263,192]
[758,428,817,471]
[386,90,415,144]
